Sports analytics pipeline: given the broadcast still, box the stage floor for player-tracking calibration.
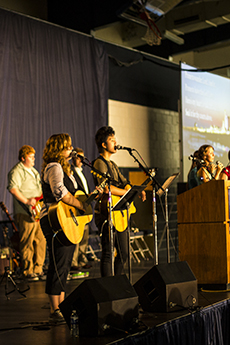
[0,259,230,345]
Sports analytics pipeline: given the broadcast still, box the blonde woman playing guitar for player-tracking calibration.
[39,133,103,324]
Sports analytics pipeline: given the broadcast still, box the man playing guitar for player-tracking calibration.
[7,145,46,281]
[93,126,146,277]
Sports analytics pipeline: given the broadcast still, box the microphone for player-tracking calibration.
[115,145,133,151]
[188,155,205,164]
[188,155,195,161]
[70,150,85,161]
[216,160,223,168]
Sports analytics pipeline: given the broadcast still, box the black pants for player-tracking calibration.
[95,214,129,277]
[40,216,75,295]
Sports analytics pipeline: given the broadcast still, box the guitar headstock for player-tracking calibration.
[149,169,156,178]
[0,201,9,214]
[99,178,108,189]
[91,170,107,179]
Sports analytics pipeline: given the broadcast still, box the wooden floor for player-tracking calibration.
[1,259,230,345]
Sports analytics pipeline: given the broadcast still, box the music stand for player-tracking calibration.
[112,185,146,282]
[156,173,180,263]
[156,173,180,197]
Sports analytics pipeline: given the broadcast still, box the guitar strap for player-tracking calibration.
[94,155,125,188]
[63,173,77,196]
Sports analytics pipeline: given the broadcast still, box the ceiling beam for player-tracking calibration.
[138,21,230,58]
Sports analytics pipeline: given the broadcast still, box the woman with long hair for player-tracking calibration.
[220,150,230,180]
[40,133,86,323]
[187,150,200,189]
[197,145,223,184]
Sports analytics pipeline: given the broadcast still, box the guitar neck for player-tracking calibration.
[0,202,18,233]
[85,178,108,205]
[141,175,153,187]
[86,189,99,205]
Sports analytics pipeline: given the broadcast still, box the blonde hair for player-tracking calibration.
[41,133,72,177]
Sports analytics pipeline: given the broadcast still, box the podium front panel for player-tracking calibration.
[178,222,230,285]
[177,180,230,224]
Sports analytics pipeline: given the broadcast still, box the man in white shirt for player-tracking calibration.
[71,147,91,275]
[7,145,46,281]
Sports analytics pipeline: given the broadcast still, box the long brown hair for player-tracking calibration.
[198,145,214,161]
[41,133,72,178]
[187,150,199,176]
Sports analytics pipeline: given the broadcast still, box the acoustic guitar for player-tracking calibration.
[48,179,107,246]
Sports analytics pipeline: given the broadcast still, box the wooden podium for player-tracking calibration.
[177,180,230,288]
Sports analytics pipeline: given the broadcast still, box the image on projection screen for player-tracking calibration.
[181,62,230,181]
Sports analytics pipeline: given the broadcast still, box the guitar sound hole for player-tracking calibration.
[69,209,79,226]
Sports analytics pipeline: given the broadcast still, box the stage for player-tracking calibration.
[0,259,230,345]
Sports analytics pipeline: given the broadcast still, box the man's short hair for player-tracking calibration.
[72,147,84,166]
[18,145,35,161]
[74,147,84,154]
[95,126,115,153]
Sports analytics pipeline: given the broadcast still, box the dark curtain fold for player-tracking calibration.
[112,300,230,345]
[0,8,108,218]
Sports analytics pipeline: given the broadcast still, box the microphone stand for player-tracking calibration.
[156,172,180,263]
[112,185,146,282]
[79,157,117,276]
[0,222,30,299]
[125,149,165,266]
[107,180,114,275]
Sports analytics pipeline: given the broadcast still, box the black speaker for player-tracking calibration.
[133,261,198,312]
[59,275,139,337]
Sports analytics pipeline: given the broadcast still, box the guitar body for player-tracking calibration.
[48,191,93,246]
[100,185,137,232]
[31,195,43,221]
[17,195,43,221]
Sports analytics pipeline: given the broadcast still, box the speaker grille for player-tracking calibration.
[59,275,139,336]
[134,261,198,312]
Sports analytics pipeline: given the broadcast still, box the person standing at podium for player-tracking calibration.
[220,150,230,180]
[197,145,223,184]
[187,150,200,189]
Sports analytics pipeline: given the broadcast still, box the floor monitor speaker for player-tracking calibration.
[133,261,198,312]
[59,274,139,336]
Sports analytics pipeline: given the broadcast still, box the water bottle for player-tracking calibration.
[70,310,79,337]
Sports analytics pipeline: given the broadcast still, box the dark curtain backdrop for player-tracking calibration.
[0,8,108,220]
